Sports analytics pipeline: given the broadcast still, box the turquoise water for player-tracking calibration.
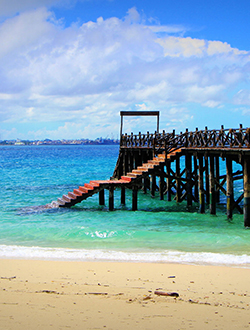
[0,145,249,267]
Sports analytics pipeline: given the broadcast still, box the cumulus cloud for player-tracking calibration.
[0,6,250,140]
[157,36,248,58]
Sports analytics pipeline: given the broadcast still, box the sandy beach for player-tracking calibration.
[0,259,249,329]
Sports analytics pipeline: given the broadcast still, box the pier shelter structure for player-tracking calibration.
[55,111,250,227]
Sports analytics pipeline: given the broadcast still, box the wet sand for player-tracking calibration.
[0,259,250,329]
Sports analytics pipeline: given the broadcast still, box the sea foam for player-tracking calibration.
[0,244,249,268]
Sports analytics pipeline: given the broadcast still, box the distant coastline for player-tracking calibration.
[0,137,119,146]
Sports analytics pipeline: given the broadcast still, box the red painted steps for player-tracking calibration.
[54,148,183,208]
[56,178,133,207]
[120,149,183,182]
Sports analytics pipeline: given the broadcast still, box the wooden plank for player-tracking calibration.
[120,111,159,116]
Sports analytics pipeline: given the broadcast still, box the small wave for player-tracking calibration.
[0,245,249,268]
[16,201,59,215]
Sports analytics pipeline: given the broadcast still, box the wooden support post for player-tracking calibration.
[226,157,233,219]
[123,151,127,176]
[193,156,199,201]
[185,153,192,206]
[150,175,156,197]
[109,186,114,211]
[133,151,139,170]
[143,177,147,194]
[209,156,216,214]
[99,189,105,206]
[243,156,250,227]
[132,186,138,211]
[159,164,165,201]
[176,156,181,203]
[215,156,220,202]
[205,157,210,204]
[198,155,205,213]
[166,161,172,201]
[121,187,125,205]
[128,151,132,172]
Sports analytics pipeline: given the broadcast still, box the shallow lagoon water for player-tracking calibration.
[0,145,249,267]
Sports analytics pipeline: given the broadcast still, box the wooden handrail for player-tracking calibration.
[120,126,250,152]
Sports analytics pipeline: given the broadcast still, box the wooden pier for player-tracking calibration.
[53,111,250,227]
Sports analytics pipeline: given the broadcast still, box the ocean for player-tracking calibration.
[0,144,250,267]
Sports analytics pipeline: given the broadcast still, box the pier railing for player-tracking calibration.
[120,125,250,154]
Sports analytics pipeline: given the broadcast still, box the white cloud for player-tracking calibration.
[148,24,188,35]
[0,7,250,140]
[0,8,56,59]
[158,36,248,58]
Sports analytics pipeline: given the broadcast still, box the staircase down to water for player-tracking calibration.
[51,149,183,208]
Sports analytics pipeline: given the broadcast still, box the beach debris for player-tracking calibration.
[36,290,61,294]
[1,276,16,280]
[97,282,109,287]
[114,293,124,296]
[86,292,108,295]
[168,276,176,278]
[143,295,152,301]
[199,301,211,305]
[154,290,179,297]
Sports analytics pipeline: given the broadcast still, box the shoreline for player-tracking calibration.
[1,244,250,268]
[1,258,250,329]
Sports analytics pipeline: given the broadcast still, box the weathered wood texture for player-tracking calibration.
[55,124,250,227]
[120,125,250,151]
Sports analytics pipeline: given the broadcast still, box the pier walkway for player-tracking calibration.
[49,111,250,227]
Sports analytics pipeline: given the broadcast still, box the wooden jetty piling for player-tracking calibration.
[109,186,114,211]
[53,111,250,227]
[121,187,126,205]
[99,189,105,206]
[185,153,192,207]
[226,158,233,219]
[244,156,250,227]
[198,154,205,213]
[209,155,216,215]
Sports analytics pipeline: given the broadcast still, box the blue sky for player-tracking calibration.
[0,0,250,140]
